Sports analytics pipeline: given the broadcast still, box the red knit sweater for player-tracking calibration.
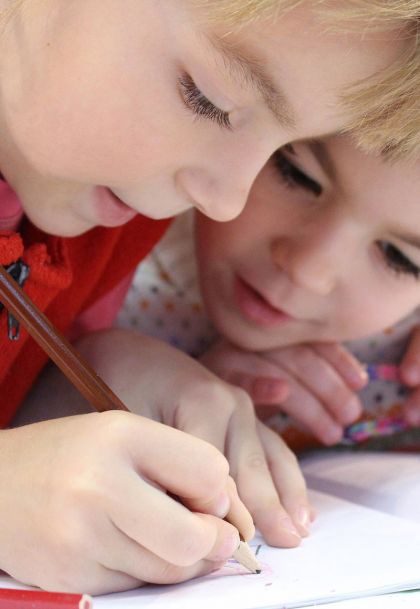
[0,214,170,426]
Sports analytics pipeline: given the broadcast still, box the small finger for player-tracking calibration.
[278,347,362,427]
[108,470,238,567]
[104,522,225,585]
[312,342,368,390]
[279,383,344,445]
[400,326,420,386]
[403,388,420,426]
[257,421,312,538]
[227,400,302,548]
[229,373,290,404]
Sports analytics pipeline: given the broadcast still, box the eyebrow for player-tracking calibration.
[206,33,295,128]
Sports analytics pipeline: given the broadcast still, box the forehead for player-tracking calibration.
[316,136,420,227]
[203,3,406,139]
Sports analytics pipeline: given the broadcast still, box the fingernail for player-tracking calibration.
[279,516,300,538]
[323,425,342,446]
[213,492,231,518]
[295,507,311,536]
[349,367,368,388]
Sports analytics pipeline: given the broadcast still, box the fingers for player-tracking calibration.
[107,468,240,568]
[175,381,236,453]
[269,345,362,439]
[223,476,255,542]
[126,413,231,504]
[311,342,368,390]
[399,327,420,424]
[271,369,345,445]
[229,373,290,405]
[403,389,420,425]
[201,342,290,405]
[226,396,302,548]
[257,421,313,538]
[103,518,226,586]
[400,326,420,387]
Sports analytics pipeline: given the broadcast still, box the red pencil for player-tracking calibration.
[0,588,92,609]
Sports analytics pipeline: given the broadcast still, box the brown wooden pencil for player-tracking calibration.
[0,264,128,413]
[0,263,261,574]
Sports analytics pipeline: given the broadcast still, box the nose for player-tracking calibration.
[175,138,279,222]
[270,220,349,296]
[175,166,248,221]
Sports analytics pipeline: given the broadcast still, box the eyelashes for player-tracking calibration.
[272,150,322,196]
[377,241,420,280]
[178,73,232,131]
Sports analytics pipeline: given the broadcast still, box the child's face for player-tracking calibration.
[0,0,404,236]
[195,136,420,351]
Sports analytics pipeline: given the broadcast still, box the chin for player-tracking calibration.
[218,322,280,352]
[27,212,94,238]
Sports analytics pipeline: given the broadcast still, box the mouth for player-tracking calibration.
[233,275,293,327]
[93,187,138,227]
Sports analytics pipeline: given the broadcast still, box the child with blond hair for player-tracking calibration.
[2,0,420,595]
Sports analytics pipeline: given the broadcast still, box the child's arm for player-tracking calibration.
[201,339,367,446]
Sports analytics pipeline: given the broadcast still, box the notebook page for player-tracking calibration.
[89,489,420,609]
[302,451,420,522]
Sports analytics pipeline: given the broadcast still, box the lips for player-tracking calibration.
[233,275,293,327]
[93,187,138,227]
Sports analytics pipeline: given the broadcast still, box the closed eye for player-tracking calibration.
[272,150,322,197]
[178,73,232,131]
[377,241,420,280]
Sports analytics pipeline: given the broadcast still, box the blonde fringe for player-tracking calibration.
[196,1,420,159]
[3,0,420,158]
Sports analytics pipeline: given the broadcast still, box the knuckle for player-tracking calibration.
[245,450,268,472]
[97,410,132,440]
[187,379,236,417]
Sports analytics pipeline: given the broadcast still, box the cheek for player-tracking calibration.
[334,290,420,341]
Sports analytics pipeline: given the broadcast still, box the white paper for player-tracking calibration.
[90,489,420,609]
[302,451,420,523]
[3,453,420,609]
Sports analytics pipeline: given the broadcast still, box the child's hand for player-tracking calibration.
[201,339,367,446]
[399,325,420,425]
[0,412,246,594]
[78,329,312,549]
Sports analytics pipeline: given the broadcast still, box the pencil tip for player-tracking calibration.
[255,569,261,574]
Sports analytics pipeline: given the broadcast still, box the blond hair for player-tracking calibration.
[5,0,420,158]
[197,1,420,159]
